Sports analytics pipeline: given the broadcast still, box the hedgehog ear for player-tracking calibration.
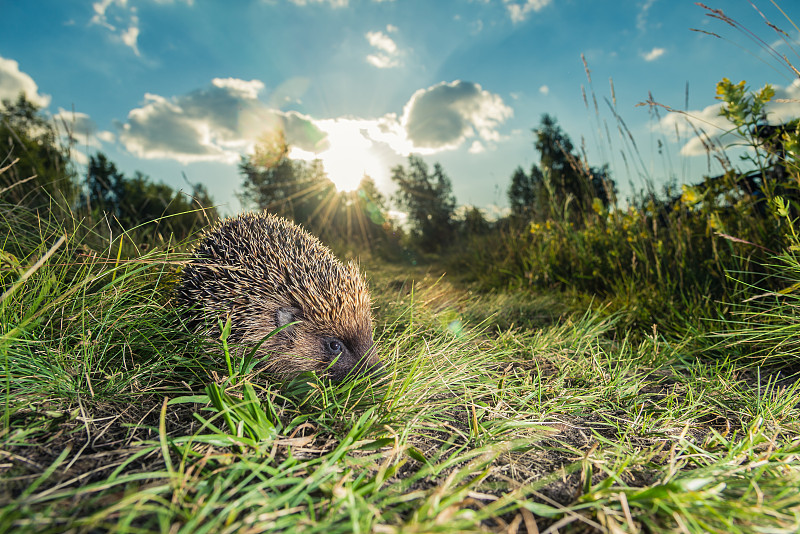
[276,306,301,331]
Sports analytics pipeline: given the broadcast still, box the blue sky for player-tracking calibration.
[2,0,799,215]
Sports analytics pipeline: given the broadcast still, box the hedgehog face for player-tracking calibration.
[274,306,381,382]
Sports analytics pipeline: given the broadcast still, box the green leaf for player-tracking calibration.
[520,501,563,518]
[407,446,428,464]
[168,395,210,405]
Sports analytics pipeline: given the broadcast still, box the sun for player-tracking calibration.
[286,120,388,192]
[314,120,386,192]
[318,150,374,192]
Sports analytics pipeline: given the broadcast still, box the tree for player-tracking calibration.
[82,152,216,239]
[508,167,533,218]
[459,206,490,237]
[356,175,387,225]
[391,155,456,252]
[239,134,402,255]
[535,114,585,219]
[0,94,77,208]
[587,164,616,209]
[507,165,548,220]
[351,175,390,242]
[508,114,615,222]
[85,152,125,215]
[339,175,403,257]
[238,132,335,226]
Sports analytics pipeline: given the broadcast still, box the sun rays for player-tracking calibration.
[245,128,388,250]
[289,119,388,193]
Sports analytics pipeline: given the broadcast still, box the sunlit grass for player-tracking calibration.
[4,5,800,529]
[2,197,799,532]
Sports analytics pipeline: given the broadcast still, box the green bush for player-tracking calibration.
[452,78,800,334]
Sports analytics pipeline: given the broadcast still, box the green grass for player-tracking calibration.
[3,20,800,528]
[1,202,799,533]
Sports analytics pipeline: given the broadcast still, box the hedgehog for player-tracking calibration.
[176,212,381,382]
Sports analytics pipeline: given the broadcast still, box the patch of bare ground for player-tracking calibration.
[0,398,200,500]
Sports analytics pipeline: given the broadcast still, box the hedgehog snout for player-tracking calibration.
[326,337,382,383]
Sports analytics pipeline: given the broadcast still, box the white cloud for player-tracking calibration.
[770,32,800,52]
[53,109,116,166]
[211,77,265,99]
[289,81,513,169]
[114,78,512,187]
[365,28,402,69]
[90,0,117,30]
[366,31,397,55]
[120,22,140,53]
[657,101,735,156]
[655,79,800,156]
[117,78,327,164]
[90,0,141,55]
[96,130,117,143]
[54,109,116,147]
[55,109,101,146]
[539,85,549,95]
[366,54,399,69]
[72,150,90,166]
[642,47,665,61]
[89,0,193,56]
[468,140,485,154]
[401,80,513,150]
[0,55,50,108]
[503,0,552,24]
[637,0,657,32]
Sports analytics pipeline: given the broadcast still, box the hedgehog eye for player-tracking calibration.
[326,339,343,355]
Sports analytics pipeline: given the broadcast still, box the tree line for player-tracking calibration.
[9,89,791,261]
[0,93,619,253]
[1,95,215,241]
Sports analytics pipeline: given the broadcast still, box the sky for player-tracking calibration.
[2,0,800,216]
